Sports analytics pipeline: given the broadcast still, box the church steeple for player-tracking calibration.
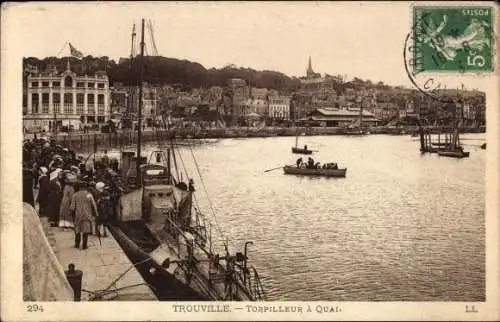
[306,56,314,78]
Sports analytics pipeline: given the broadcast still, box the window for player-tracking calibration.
[31,93,39,113]
[77,82,85,88]
[52,93,60,104]
[88,94,95,114]
[42,93,50,113]
[53,81,60,87]
[87,82,95,88]
[97,94,105,105]
[64,93,73,113]
[31,82,38,87]
[76,93,84,114]
[87,93,95,104]
[64,76,73,88]
[42,93,49,104]
[76,93,84,104]
[64,93,72,104]
[97,83,105,89]
[42,81,49,87]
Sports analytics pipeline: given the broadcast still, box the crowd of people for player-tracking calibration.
[296,157,339,170]
[23,135,121,250]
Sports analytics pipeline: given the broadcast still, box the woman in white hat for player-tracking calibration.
[59,173,76,228]
[94,182,108,237]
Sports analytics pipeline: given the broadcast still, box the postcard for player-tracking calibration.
[1,1,499,321]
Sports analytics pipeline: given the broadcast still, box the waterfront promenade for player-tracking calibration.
[25,189,156,301]
[50,226,157,301]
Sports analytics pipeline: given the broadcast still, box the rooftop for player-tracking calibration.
[313,108,376,117]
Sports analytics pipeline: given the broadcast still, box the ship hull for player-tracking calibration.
[108,224,210,301]
[291,147,313,154]
[437,151,470,158]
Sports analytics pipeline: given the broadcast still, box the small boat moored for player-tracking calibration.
[283,165,347,177]
[291,147,313,155]
[437,150,470,158]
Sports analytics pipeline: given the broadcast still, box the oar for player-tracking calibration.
[264,164,293,173]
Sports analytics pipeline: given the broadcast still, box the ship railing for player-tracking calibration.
[162,210,266,300]
[238,265,265,301]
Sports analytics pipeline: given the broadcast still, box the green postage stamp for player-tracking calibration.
[413,6,494,73]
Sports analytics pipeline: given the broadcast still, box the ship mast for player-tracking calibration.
[136,18,145,186]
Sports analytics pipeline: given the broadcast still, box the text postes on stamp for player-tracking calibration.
[413,6,494,73]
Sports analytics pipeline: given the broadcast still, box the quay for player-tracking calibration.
[24,125,486,150]
[24,203,156,301]
[51,226,157,301]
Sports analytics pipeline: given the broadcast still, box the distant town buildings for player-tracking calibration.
[22,56,486,131]
[23,61,110,132]
[300,57,344,92]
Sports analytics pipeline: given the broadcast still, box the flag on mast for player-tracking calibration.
[69,42,84,58]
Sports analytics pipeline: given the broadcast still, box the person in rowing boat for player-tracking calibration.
[304,144,308,151]
[296,157,303,168]
[307,157,314,169]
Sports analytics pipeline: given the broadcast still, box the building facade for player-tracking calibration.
[306,107,379,127]
[268,95,291,120]
[23,63,110,132]
[228,78,250,118]
[127,84,160,127]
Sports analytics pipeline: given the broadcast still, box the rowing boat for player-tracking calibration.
[283,165,347,177]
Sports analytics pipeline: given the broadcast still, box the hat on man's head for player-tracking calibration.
[49,168,62,181]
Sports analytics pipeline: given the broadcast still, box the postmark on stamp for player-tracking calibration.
[412,6,494,73]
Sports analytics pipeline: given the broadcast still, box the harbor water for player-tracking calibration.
[89,134,485,301]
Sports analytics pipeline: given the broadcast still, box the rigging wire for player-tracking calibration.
[186,143,228,251]
[148,19,160,56]
[169,138,227,251]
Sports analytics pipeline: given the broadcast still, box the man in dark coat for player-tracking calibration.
[46,169,63,226]
[37,167,50,217]
[22,163,35,207]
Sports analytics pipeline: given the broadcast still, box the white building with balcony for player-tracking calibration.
[23,62,110,132]
[268,96,291,120]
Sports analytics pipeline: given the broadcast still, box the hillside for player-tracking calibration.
[23,55,301,91]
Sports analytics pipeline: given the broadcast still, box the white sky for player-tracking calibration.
[3,1,497,90]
